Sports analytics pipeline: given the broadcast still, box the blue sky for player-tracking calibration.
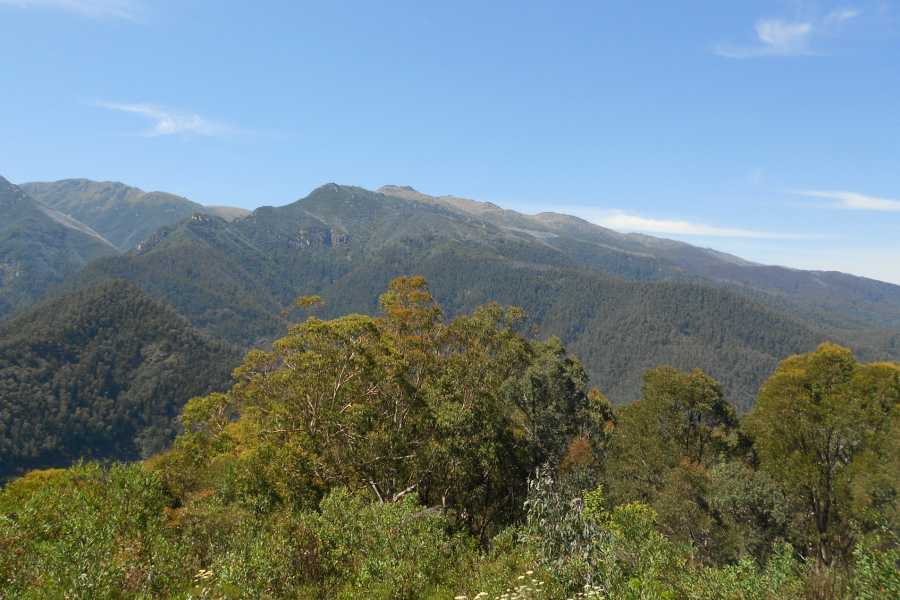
[2,1,899,283]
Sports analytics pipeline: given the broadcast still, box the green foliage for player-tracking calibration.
[299,489,466,599]
[0,465,471,599]
[0,462,181,598]
[522,465,687,597]
[518,467,805,600]
[746,343,900,565]
[1,281,897,599]
[194,488,469,600]
[681,543,804,600]
[604,367,749,563]
[851,529,900,599]
[176,277,596,536]
[705,460,791,563]
[521,466,603,587]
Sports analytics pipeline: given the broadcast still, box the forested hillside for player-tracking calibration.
[2,279,896,598]
[0,176,117,319]
[0,280,239,479]
[21,179,249,251]
[74,183,852,408]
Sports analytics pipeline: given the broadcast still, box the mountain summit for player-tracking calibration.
[0,176,118,318]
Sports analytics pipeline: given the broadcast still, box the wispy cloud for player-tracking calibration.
[714,7,860,58]
[96,102,236,137]
[795,189,900,211]
[825,8,861,24]
[0,0,143,20]
[715,19,815,58]
[590,210,813,239]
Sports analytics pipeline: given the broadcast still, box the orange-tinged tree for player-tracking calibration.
[177,276,598,537]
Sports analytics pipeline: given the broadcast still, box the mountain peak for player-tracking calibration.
[380,184,419,193]
[311,182,346,193]
[0,175,35,208]
[377,185,504,214]
[0,174,22,194]
[302,182,372,200]
[377,185,432,202]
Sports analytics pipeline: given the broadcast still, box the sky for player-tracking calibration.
[1,1,899,284]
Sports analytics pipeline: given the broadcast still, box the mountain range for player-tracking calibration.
[2,175,899,414]
[63,182,899,409]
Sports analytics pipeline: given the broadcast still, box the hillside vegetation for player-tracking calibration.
[0,280,239,479]
[1,278,896,598]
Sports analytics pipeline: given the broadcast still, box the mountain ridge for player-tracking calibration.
[377,184,900,329]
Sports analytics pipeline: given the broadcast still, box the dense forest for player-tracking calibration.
[0,280,238,479]
[1,278,896,598]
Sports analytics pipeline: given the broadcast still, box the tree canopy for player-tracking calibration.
[170,276,604,538]
[746,342,900,566]
[0,281,897,599]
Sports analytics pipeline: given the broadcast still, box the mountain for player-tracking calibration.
[0,176,118,320]
[0,280,239,479]
[20,179,250,251]
[71,183,875,409]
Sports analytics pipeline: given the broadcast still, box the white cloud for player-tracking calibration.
[755,19,813,51]
[0,0,142,20]
[96,102,235,137]
[795,189,900,212]
[715,19,814,58]
[588,210,811,239]
[825,8,861,24]
[715,7,860,58]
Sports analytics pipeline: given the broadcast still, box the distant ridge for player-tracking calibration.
[21,179,249,250]
[378,185,900,330]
